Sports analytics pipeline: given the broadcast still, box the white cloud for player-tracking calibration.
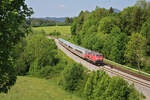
[58,4,65,8]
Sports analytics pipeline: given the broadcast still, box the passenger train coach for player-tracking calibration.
[58,38,103,65]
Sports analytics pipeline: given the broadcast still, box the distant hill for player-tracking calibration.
[113,8,120,13]
[45,17,66,22]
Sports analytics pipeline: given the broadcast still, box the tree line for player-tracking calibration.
[71,0,150,73]
[30,17,73,27]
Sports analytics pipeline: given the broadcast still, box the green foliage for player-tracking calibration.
[83,70,142,100]
[128,84,143,100]
[84,71,109,100]
[141,18,150,55]
[141,18,150,44]
[101,77,130,100]
[59,63,84,91]
[98,16,120,34]
[110,31,128,64]
[38,66,54,79]
[30,18,69,27]
[0,0,33,93]
[13,34,60,77]
[120,6,146,34]
[109,7,114,14]
[49,30,61,36]
[31,18,56,27]
[144,64,150,74]
[15,57,27,76]
[84,72,95,100]
[71,11,90,36]
[93,71,111,100]
[125,33,147,70]
[24,34,58,75]
[65,17,73,25]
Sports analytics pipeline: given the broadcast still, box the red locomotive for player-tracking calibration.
[58,38,103,65]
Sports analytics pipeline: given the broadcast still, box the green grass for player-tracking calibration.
[0,76,83,100]
[32,26,71,35]
[32,26,72,40]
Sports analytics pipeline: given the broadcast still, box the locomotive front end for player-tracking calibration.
[95,53,103,65]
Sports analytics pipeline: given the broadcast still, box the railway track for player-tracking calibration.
[49,37,150,99]
[100,66,150,88]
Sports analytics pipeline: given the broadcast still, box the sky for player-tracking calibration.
[25,0,138,18]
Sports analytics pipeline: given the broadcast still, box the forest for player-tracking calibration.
[71,0,150,73]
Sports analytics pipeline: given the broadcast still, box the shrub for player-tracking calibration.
[49,30,61,36]
[59,63,84,91]
[38,66,54,79]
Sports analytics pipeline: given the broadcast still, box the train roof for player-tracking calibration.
[58,38,88,53]
[58,38,103,55]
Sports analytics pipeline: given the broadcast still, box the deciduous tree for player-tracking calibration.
[0,0,33,93]
[125,33,147,70]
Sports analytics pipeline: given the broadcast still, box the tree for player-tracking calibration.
[93,71,111,100]
[109,7,114,14]
[120,6,146,35]
[24,34,58,75]
[84,71,99,100]
[101,77,130,100]
[84,71,110,100]
[98,16,120,34]
[136,0,147,9]
[0,0,33,93]
[110,28,128,64]
[131,6,145,33]
[141,18,150,55]
[59,63,84,91]
[125,33,147,70]
[65,17,73,25]
[147,2,150,17]
[102,34,114,59]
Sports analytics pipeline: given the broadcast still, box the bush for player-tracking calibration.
[38,66,54,79]
[59,63,84,91]
[15,57,27,76]
[144,64,150,74]
[84,70,110,100]
[49,30,61,36]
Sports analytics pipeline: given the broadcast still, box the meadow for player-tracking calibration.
[0,76,83,100]
[32,26,71,35]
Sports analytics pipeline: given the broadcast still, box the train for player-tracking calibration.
[58,38,103,65]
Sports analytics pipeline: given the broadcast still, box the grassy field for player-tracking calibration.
[0,76,83,100]
[32,26,71,35]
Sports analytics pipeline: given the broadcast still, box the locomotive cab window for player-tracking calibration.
[96,54,102,57]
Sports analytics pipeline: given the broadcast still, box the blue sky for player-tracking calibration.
[25,0,139,18]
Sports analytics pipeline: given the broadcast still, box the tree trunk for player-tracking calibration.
[137,61,141,72]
